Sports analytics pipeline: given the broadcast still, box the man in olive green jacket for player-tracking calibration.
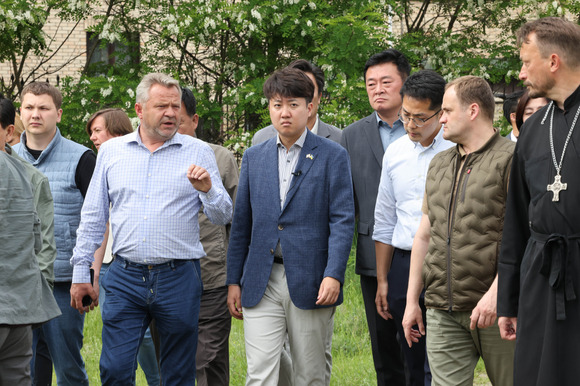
[402,76,515,386]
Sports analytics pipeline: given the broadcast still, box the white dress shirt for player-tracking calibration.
[372,127,454,250]
[311,115,319,136]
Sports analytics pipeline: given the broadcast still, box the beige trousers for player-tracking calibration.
[243,263,335,386]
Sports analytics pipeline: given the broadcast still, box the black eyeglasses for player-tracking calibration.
[398,109,441,128]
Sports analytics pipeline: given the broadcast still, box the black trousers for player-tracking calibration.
[360,274,406,386]
[388,249,430,386]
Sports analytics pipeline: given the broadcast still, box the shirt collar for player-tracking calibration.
[276,127,308,150]
[413,124,445,151]
[127,126,183,150]
[311,115,320,135]
[458,143,467,157]
[375,111,387,127]
[375,110,403,131]
[563,84,580,112]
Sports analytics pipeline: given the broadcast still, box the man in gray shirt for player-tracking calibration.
[0,151,60,386]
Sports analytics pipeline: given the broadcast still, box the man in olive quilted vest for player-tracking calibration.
[402,76,515,386]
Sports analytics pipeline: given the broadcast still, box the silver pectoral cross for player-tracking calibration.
[547,174,567,202]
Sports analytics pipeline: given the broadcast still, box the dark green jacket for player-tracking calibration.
[423,131,514,311]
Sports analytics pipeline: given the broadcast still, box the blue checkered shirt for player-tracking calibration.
[71,130,233,283]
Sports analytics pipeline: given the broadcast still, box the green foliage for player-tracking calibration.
[59,67,141,148]
[75,0,395,145]
[2,0,579,150]
[0,0,88,98]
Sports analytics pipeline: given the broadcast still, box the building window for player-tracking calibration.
[86,31,140,70]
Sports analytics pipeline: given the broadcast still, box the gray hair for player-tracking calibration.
[135,73,181,104]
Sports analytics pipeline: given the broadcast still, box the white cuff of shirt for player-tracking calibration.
[72,263,92,284]
[198,185,217,201]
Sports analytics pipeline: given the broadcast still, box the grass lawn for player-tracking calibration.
[71,247,490,385]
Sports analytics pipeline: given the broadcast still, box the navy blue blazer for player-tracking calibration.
[226,130,355,310]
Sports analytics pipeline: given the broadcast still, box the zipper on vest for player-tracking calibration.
[446,156,460,312]
[445,153,472,312]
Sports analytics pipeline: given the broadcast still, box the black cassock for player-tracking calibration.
[499,85,580,386]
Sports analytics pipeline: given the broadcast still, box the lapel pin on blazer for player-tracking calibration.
[306,154,314,160]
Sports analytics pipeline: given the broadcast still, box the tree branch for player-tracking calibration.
[447,1,464,32]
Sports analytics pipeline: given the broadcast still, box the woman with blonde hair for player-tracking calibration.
[7,113,25,145]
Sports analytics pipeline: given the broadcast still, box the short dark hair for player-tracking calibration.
[364,49,411,82]
[502,91,524,123]
[517,17,580,69]
[0,97,16,129]
[400,70,446,111]
[181,87,197,117]
[514,89,548,130]
[21,82,63,110]
[263,68,314,103]
[85,108,133,137]
[288,59,324,95]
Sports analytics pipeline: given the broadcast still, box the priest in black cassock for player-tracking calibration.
[498,17,580,386]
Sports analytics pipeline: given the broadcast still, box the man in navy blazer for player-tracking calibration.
[251,59,340,386]
[252,59,342,146]
[227,68,354,385]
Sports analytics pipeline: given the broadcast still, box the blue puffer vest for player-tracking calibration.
[13,128,90,282]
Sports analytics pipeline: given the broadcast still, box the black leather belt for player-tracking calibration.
[273,256,284,264]
[114,254,191,270]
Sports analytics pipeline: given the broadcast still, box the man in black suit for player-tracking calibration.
[341,49,411,386]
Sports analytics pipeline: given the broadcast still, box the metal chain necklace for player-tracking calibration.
[547,101,580,202]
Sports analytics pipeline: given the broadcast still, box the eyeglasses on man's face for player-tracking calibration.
[398,108,441,128]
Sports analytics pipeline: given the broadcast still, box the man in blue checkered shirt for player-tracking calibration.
[70,73,232,385]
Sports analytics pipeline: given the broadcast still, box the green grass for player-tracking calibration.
[66,246,490,385]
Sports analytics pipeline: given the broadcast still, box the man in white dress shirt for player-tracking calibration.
[373,70,453,386]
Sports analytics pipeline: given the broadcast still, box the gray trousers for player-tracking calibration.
[0,325,33,386]
[243,263,335,386]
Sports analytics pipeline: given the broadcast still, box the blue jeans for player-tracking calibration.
[138,328,160,386]
[100,263,160,386]
[35,282,89,386]
[100,256,202,386]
